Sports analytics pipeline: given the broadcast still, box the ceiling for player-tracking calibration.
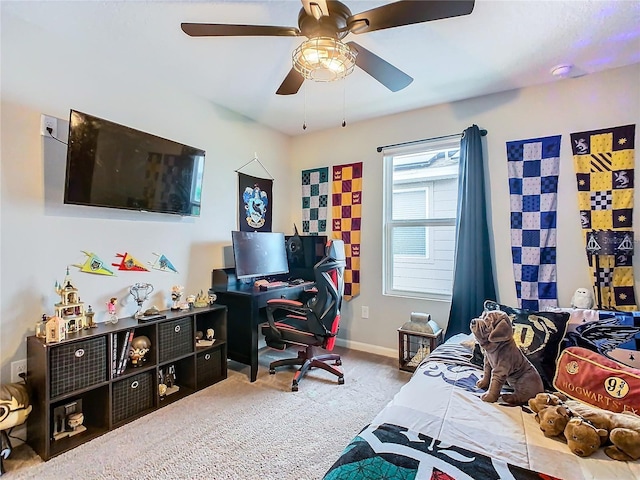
[4,0,640,136]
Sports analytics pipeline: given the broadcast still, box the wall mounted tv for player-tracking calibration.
[64,110,205,216]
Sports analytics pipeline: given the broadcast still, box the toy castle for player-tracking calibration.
[54,267,86,333]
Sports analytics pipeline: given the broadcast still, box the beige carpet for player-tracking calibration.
[3,346,409,479]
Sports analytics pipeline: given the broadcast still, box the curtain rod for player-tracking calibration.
[376,128,488,153]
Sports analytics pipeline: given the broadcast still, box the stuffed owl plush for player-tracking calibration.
[571,287,594,309]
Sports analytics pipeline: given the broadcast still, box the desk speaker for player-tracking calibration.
[212,268,236,286]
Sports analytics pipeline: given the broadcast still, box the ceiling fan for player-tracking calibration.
[181,0,475,95]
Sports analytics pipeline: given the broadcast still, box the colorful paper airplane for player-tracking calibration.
[149,253,178,273]
[73,251,115,276]
[112,252,149,272]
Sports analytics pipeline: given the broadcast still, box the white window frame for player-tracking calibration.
[382,135,461,301]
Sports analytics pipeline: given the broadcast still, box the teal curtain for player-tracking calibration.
[445,125,496,340]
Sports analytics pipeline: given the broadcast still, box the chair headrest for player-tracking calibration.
[327,239,346,262]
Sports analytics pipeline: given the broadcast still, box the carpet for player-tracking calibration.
[3,346,408,479]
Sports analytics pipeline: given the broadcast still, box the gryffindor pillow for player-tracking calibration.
[484,300,570,390]
[554,346,640,413]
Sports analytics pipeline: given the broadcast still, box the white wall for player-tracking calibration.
[289,63,640,353]
[0,13,292,383]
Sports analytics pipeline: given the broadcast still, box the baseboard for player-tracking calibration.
[335,338,397,358]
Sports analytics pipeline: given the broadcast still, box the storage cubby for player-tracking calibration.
[48,385,110,458]
[27,305,227,460]
[158,356,196,406]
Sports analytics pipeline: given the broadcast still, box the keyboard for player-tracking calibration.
[259,281,288,291]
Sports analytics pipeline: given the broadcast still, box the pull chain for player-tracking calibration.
[303,82,307,130]
[341,80,347,128]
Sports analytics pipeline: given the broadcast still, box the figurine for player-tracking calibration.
[0,383,32,474]
[66,412,86,437]
[85,305,97,329]
[129,336,151,366]
[106,297,118,324]
[171,285,184,311]
[186,294,196,310]
[194,290,209,308]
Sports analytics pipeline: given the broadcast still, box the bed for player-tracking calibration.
[323,325,640,480]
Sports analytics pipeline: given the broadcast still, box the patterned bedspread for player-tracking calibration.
[323,336,640,480]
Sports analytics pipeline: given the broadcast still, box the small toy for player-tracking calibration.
[571,287,594,309]
[129,336,151,366]
[0,383,32,474]
[529,392,640,461]
[470,310,544,404]
[170,285,184,311]
[54,267,86,332]
[106,297,118,324]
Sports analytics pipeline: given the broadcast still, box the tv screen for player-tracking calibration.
[64,110,205,216]
[232,231,289,281]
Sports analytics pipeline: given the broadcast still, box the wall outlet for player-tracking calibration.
[40,114,57,137]
[11,359,27,383]
[361,306,369,319]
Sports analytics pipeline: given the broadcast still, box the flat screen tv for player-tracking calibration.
[64,110,205,216]
[232,231,289,281]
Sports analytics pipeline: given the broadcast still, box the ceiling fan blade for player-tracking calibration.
[348,0,475,34]
[276,68,305,95]
[302,0,329,19]
[347,42,412,92]
[181,23,301,37]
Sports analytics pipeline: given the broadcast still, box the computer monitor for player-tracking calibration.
[231,231,289,281]
[285,234,328,281]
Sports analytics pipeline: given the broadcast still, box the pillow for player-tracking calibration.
[561,309,640,370]
[483,300,570,390]
[554,346,640,413]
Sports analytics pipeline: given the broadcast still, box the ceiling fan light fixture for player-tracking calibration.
[293,37,357,82]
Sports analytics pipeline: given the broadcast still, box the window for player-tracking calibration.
[383,136,461,299]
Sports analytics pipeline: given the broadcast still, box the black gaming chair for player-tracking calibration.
[261,239,346,391]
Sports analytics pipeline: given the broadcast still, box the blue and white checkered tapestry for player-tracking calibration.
[506,135,562,311]
[302,167,329,234]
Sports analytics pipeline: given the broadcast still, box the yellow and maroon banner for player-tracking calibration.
[570,124,636,311]
[332,162,362,300]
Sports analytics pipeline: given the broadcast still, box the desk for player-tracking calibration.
[211,281,313,382]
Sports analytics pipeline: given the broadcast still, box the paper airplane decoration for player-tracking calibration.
[73,251,115,276]
[149,253,178,273]
[112,252,149,272]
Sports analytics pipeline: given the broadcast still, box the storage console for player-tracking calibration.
[26,305,227,460]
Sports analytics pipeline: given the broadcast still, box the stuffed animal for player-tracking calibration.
[470,310,544,404]
[570,287,594,309]
[529,392,640,461]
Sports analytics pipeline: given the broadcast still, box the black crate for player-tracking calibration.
[112,371,154,424]
[196,348,222,388]
[50,337,107,398]
[158,317,193,363]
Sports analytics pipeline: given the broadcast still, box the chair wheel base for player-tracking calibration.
[335,359,342,366]
[292,383,299,392]
[269,368,276,374]
[338,377,345,385]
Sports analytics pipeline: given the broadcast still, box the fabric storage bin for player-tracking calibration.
[197,348,222,388]
[158,317,194,363]
[50,337,107,398]
[112,371,154,424]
